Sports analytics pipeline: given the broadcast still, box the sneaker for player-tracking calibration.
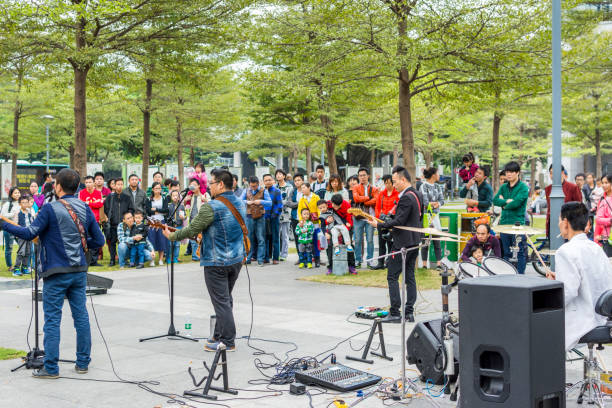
[298,263,305,268]
[346,245,354,252]
[136,264,144,269]
[150,261,156,267]
[355,262,362,269]
[206,337,219,346]
[279,257,286,261]
[334,247,340,256]
[204,341,235,352]
[307,263,313,269]
[74,365,88,374]
[349,266,357,275]
[192,257,200,262]
[158,260,164,266]
[129,263,135,268]
[257,263,264,267]
[21,268,31,275]
[326,268,332,275]
[12,270,21,277]
[32,368,59,379]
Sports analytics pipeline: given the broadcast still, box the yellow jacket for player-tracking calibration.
[297,193,321,222]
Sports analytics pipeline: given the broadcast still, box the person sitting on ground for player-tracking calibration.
[129,210,148,269]
[461,223,502,262]
[317,199,353,256]
[469,245,485,266]
[527,186,546,215]
[14,196,33,276]
[547,201,612,350]
[296,208,315,269]
[458,152,479,183]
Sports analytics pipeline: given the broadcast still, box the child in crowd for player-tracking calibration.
[296,208,314,269]
[14,196,33,276]
[167,190,185,263]
[317,199,353,256]
[130,211,148,269]
[459,152,479,211]
[470,245,485,266]
[189,162,208,195]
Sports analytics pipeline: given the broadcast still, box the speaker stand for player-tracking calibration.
[184,344,237,400]
[346,317,393,364]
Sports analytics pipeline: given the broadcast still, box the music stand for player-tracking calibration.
[12,244,74,371]
[140,191,197,343]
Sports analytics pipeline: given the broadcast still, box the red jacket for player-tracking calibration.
[352,183,378,208]
[332,200,353,228]
[375,188,399,218]
[545,181,583,233]
[79,188,104,222]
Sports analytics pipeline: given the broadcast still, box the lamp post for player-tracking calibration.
[549,0,564,256]
[41,115,54,172]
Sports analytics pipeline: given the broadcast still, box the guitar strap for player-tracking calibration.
[215,196,251,260]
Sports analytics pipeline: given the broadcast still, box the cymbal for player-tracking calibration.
[494,224,544,236]
[394,226,459,239]
[537,248,557,255]
[428,237,467,243]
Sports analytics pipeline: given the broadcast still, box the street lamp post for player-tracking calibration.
[41,115,54,172]
[549,0,564,257]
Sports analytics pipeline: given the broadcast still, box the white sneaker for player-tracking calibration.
[150,261,155,267]
[158,260,164,266]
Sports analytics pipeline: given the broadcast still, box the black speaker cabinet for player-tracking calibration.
[406,319,459,385]
[459,275,565,408]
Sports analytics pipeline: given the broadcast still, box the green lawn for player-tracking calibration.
[0,243,197,279]
[0,347,26,361]
[299,267,442,290]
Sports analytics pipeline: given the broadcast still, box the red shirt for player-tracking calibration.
[331,200,353,228]
[545,181,582,233]
[79,188,104,222]
[375,188,399,218]
[96,186,111,199]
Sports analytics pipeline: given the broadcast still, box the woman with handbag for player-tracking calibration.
[595,174,612,256]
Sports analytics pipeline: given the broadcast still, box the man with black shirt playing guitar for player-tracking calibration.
[367,166,423,323]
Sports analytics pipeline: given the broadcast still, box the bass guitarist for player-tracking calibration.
[367,166,423,323]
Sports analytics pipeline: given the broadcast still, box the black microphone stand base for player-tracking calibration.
[139,323,198,342]
[11,348,44,372]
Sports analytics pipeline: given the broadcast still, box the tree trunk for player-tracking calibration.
[72,15,90,178]
[325,138,338,175]
[73,66,89,177]
[176,117,184,188]
[491,111,502,191]
[293,146,298,175]
[189,145,195,167]
[69,145,75,169]
[141,78,153,190]
[530,157,537,191]
[397,17,416,179]
[306,146,312,174]
[424,131,434,168]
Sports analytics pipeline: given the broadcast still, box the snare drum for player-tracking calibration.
[458,262,492,279]
[482,256,518,275]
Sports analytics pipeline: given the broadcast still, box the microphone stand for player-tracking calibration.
[140,190,197,342]
[12,244,75,371]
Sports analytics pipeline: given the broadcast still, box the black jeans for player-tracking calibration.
[421,239,442,262]
[387,248,419,316]
[204,263,242,347]
[107,224,119,262]
[377,226,393,265]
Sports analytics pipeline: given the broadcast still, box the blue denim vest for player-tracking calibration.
[200,192,247,267]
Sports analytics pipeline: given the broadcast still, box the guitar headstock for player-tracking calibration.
[147,217,164,230]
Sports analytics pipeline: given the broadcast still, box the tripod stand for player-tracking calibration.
[12,244,74,371]
[140,191,197,343]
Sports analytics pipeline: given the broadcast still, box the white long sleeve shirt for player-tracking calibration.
[555,233,612,349]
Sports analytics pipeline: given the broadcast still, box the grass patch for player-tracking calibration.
[299,267,442,290]
[0,347,26,361]
[0,243,197,279]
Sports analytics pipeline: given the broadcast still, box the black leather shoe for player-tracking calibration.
[381,315,401,324]
[109,261,115,267]
[372,263,384,270]
[406,313,415,322]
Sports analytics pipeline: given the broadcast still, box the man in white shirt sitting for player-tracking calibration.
[548,201,612,350]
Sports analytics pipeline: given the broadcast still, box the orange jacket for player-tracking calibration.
[375,188,399,218]
[352,183,378,208]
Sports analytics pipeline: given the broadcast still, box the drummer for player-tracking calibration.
[461,223,501,262]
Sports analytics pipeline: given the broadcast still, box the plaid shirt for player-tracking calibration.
[264,186,283,219]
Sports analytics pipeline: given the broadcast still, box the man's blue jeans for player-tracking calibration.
[353,218,374,264]
[247,216,266,264]
[42,272,91,374]
[265,217,280,262]
[500,232,527,274]
[4,231,14,267]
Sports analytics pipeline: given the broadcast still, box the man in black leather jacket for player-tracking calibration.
[368,166,423,323]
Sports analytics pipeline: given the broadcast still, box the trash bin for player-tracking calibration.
[332,245,348,276]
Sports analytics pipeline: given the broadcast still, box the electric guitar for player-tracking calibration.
[1,216,39,243]
[347,208,384,224]
[146,217,202,254]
